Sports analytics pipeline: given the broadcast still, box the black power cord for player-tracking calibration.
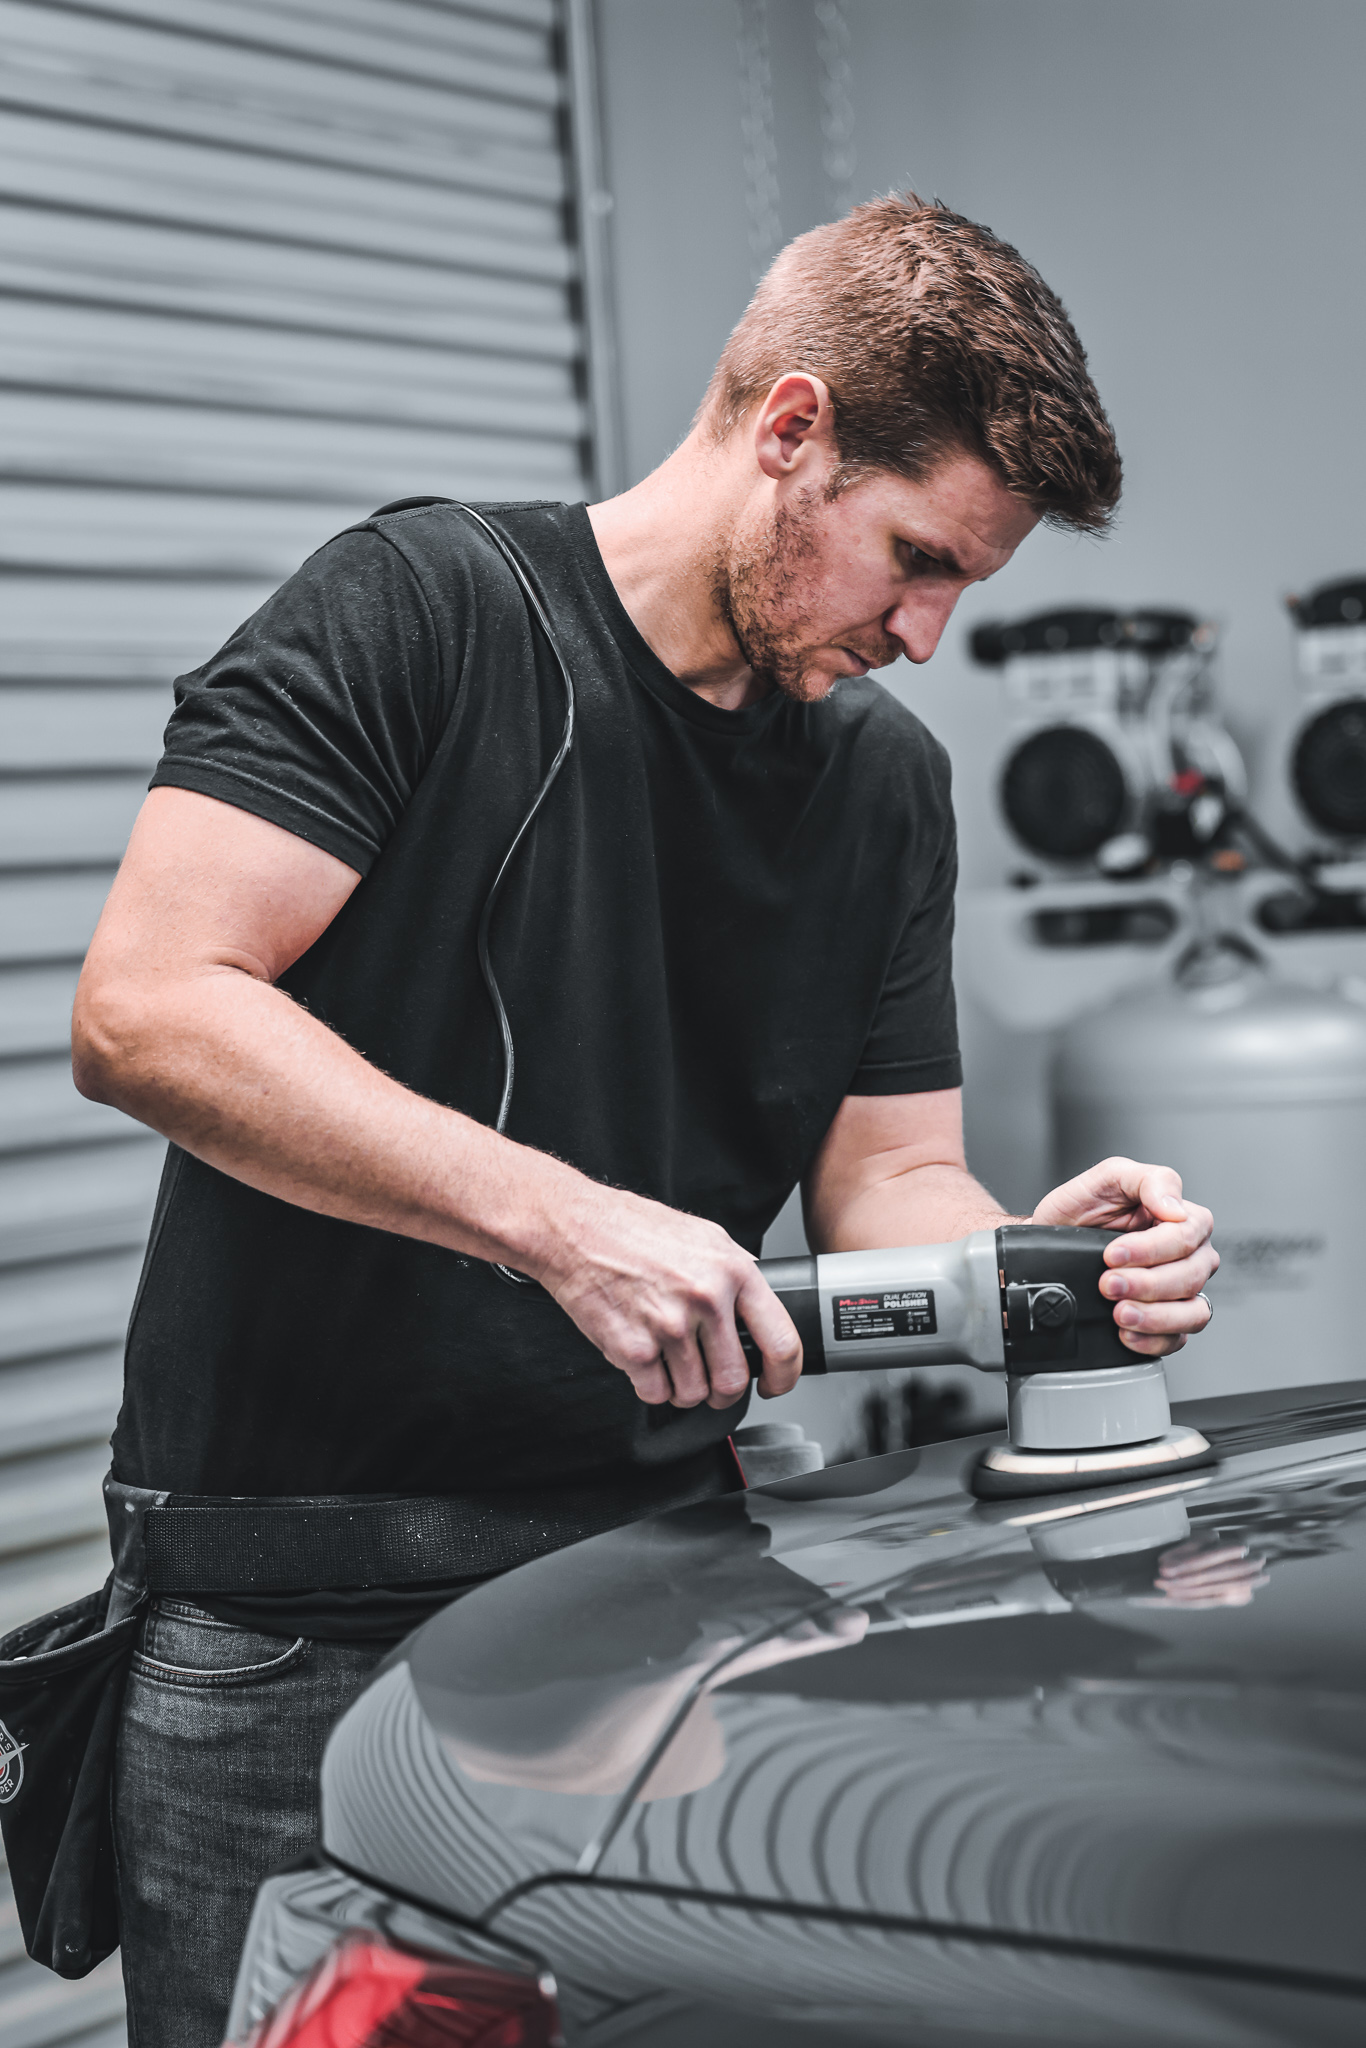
[363,497,577,1290]
[1222,801,1300,879]
[452,506,577,1289]
[1215,801,1366,935]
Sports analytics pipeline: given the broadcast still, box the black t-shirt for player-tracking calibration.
[114,501,960,1630]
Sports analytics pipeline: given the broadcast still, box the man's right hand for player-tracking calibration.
[527,1182,803,1410]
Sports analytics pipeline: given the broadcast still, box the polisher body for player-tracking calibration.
[750,1224,1213,1497]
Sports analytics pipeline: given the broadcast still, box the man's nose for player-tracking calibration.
[885,586,964,665]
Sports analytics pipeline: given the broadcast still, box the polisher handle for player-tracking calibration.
[996,1224,1131,1372]
[741,1224,1131,1376]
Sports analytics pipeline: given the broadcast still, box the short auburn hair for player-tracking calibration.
[701,193,1121,534]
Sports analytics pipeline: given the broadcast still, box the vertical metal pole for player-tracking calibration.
[814,0,856,219]
[563,0,626,499]
[736,0,782,285]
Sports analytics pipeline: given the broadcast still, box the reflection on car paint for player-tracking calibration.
[318,1414,1366,2047]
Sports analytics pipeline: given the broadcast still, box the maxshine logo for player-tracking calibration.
[0,1717,25,1804]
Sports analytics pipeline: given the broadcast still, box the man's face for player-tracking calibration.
[720,451,1040,703]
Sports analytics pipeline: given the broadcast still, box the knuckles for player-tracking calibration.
[558,1212,787,1409]
[1100,1154,1143,1180]
[618,1336,664,1373]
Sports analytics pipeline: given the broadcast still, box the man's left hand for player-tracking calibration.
[1031,1156,1217,1356]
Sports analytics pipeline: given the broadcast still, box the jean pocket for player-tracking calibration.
[131,1603,307,1689]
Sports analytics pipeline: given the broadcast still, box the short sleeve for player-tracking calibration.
[846,781,962,1097]
[149,528,448,876]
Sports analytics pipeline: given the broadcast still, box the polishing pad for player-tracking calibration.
[970,1424,1215,1500]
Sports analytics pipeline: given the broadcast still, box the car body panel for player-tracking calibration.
[318,1384,1366,2044]
[490,1883,1365,2048]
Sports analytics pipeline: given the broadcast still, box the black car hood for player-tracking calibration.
[320,1383,1366,1997]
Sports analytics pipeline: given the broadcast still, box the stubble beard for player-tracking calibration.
[716,488,833,705]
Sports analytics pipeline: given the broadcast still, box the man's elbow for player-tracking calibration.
[71,973,153,1108]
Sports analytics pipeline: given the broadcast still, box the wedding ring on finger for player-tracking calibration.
[1196,1291,1214,1329]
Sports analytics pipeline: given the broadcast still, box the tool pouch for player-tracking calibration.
[0,1448,736,1979]
[0,1477,162,1978]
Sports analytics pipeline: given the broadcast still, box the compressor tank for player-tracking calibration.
[1053,946,1366,1398]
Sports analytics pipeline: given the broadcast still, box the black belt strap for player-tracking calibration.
[142,1468,735,1594]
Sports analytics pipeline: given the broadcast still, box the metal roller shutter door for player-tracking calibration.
[0,2,612,2036]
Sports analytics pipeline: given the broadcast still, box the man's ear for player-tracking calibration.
[753,373,836,480]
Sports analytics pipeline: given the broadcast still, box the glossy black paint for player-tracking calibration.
[319,1382,1366,2046]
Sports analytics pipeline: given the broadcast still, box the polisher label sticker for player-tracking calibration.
[833,1290,936,1341]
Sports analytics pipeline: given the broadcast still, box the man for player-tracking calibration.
[74,195,1216,2043]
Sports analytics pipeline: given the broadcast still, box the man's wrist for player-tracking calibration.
[469,1136,592,1283]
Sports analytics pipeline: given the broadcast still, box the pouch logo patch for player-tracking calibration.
[0,1718,25,1804]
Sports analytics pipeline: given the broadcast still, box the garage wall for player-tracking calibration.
[0,2,608,2036]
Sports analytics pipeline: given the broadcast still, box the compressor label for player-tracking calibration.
[1215,1232,1326,1292]
[833,1290,937,1341]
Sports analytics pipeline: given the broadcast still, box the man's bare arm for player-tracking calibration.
[803,1090,1218,1357]
[73,788,800,1409]
[801,1088,1005,1251]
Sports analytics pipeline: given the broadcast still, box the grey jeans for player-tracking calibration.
[113,1601,391,2048]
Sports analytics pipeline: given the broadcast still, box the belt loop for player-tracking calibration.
[102,1475,171,1625]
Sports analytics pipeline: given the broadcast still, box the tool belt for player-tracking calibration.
[0,1455,736,1979]
[138,1468,721,1593]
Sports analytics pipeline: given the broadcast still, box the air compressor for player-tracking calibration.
[968,604,1245,873]
[955,589,1366,1405]
[1285,573,1366,847]
[1053,936,1366,1400]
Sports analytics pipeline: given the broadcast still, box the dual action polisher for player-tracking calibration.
[747,1224,1213,1499]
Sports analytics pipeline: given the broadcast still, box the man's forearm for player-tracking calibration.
[71,786,804,1409]
[807,1160,1014,1253]
[74,965,583,1273]
[75,958,806,1403]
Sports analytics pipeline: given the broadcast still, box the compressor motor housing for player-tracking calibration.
[969,606,1244,873]
[1286,575,1366,846]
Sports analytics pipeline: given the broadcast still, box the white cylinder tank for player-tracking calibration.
[1053,942,1366,1399]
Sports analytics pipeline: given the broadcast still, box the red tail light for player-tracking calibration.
[242,1932,561,2048]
